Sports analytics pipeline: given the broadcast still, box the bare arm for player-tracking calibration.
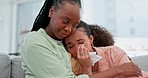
[76,45,142,78]
[89,62,142,78]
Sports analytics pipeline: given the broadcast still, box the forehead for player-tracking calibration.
[57,2,80,18]
[65,29,86,42]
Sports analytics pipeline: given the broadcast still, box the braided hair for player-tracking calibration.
[31,0,81,31]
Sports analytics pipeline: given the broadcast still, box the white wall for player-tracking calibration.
[0,0,13,53]
[116,0,148,37]
[82,0,148,37]
[82,0,105,25]
[0,0,42,53]
[81,0,148,57]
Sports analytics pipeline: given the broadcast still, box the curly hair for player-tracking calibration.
[88,24,115,47]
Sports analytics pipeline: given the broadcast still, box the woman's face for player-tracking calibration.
[47,2,80,40]
[64,28,94,58]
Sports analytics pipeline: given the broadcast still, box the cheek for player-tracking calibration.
[55,18,63,29]
[71,51,76,56]
[68,49,77,57]
[57,22,63,29]
[84,43,92,51]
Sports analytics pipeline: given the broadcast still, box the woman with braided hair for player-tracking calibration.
[21,0,88,78]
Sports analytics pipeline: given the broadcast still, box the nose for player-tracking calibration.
[74,44,79,53]
[64,25,72,33]
[73,44,79,57]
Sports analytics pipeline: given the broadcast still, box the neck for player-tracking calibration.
[45,26,61,41]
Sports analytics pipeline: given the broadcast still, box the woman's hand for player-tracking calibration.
[115,62,142,77]
[77,44,93,75]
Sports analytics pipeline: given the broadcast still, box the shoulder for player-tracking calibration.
[96,46,126,54]
[110,45,125,52]
[22,29,56,51]
[24,29,46,42]
[106,46,126,56]
[23,31,44,45]
[25,29,54,43]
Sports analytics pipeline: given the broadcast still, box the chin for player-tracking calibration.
[56,35,64,40]
[57,35,65,39]
[58,37,64,40]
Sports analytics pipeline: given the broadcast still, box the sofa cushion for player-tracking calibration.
[0,53,11,78]
[132,55,148,71]
[10,56,25,78]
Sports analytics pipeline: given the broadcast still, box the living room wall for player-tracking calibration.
[0,0,13,53]
[0,0,42,53]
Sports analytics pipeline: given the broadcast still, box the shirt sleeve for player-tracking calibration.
[21,41,89,78]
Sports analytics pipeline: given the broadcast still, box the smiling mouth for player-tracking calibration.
[61,32,68,36]
[62,33,67,35]
[60,33,67,38]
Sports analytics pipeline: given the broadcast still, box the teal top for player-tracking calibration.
[21,28,89,78]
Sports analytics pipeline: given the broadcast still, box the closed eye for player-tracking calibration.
[66,42,74,49]
[62,17,70,24]
[67,44,74,49]
[77,39,84,44]
[78,41,84,44]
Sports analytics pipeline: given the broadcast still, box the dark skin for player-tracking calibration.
[45,2,80,40]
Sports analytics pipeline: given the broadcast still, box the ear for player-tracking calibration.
[48,6,55,17]
[89,35,94,45]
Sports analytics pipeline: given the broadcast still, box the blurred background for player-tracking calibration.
[0,0,148,57]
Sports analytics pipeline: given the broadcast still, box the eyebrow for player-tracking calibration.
[62,16,80,25]
[77,39,84,42]
[62,16,71,21]
[66,39,84,46]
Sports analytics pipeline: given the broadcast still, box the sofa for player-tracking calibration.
[0,53,25,78]
[0,53,148,78]
[131,55,148,71]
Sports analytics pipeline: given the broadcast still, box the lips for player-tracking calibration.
[61,32,67,36]
[61,32,68,37]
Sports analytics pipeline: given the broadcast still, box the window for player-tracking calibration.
[16,0,43,52]
[81,0,148,57]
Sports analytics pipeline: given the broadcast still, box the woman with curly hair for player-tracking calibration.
[88,24,114,47]
[63,20,148,78]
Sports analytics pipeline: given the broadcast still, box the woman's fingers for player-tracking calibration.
[77,44,85,58]
[76,44,92,67]
[117,62,142,77]
[77,44,90,59]
[84,47,90,58]
[134,64,142,76]
[77,44,83,58]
